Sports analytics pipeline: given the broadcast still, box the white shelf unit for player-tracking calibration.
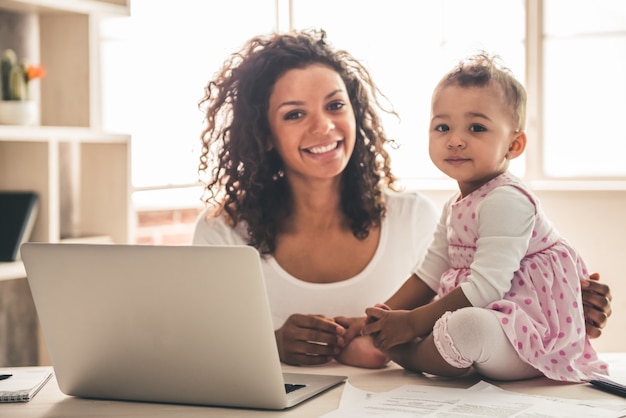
[0,126,132,246]
[0,0,130,365]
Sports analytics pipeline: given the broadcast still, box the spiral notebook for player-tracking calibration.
[0,368,52,402]
[21,243,346,409]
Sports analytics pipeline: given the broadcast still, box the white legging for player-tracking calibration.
[432,307,542,381]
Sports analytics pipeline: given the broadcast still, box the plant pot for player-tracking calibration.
[0,100,39,125]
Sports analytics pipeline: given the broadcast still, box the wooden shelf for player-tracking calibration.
[0,125,131,142]
[0,0,131,366]
[0,0,128,15]
[0,132,132,245]
[0,261,26,281]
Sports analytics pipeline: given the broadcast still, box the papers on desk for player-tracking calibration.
[322,380,626,418]
[0,368,52,402]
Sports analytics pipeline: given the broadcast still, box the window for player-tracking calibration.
[100,0,275,195]
[100,0,626,206]
[542,0,626,177]
[291,0,526,182]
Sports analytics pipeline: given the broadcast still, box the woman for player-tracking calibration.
[193,29,612,368]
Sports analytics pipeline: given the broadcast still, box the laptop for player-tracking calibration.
[21,243,346,409]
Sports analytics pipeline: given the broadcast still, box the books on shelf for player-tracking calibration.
[0,368,52,402]
[0,191,38,262]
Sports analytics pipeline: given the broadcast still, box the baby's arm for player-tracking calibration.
[363,285,472,351]
[385,203,451,312]
[385,273,439,310]
[334,274,438,368]
[364,187,535,350]
[459,187,536,307]
[332,273,438,369]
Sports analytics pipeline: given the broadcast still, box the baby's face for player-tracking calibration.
[428,83,524,196]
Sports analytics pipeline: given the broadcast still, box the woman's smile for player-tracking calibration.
[301,140,343,155]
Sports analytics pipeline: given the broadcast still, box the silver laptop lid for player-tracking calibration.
[22,243,295,409]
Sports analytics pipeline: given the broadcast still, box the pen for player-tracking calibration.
[0,374,12,381]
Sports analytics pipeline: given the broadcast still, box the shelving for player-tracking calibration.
[0,0,131,365]
[0,126,131,282]
[0,126,131,278]
[0,0,132,268]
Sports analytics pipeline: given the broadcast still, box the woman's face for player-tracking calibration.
[267,63,356,184]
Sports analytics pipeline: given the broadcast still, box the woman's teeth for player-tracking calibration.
[307,142,338,154]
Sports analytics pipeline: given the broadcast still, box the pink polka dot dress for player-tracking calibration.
[438,172,607,382]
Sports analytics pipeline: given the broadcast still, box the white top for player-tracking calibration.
[415,186,536,307]
[193,191,439,328]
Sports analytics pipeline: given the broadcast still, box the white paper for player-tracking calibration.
[601,353,626,385]
[322,380,626,418]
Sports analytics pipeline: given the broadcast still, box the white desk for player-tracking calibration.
[3,360,626,417]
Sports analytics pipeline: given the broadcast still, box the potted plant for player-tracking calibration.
[0,48,46,125]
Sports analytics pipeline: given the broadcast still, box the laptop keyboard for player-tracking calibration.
[285,383,306,394]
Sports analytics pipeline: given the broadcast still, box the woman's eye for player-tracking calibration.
[435,124,449,132]
[328,101,345,111]
[284,110,303,121]
[469,124,486,132]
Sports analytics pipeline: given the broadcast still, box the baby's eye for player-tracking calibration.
[284,110,304,121]
[469,124,486,133]
[435,124,449,132]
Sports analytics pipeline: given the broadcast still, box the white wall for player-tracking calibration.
[420,189,626,353]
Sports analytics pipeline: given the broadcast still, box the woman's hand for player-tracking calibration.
[582,272,612,338]
[274,314,345,366]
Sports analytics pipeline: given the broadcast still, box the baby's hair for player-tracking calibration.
[437,52,527,131]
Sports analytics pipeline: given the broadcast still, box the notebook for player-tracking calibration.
[0,191,38,261]
[21,243,346,409]
[0,368,52,402]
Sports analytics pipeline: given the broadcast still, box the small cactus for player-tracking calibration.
[9,63,27,100]
[1,49,45,101]
[1,49,17,100]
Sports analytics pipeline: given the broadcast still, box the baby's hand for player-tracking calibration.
[366,303,390,324]
[362,304,391,337]
[334,315,367,344]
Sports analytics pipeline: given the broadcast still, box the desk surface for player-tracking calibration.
[3,359,626,417]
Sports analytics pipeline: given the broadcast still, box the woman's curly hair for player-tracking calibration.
[198,28,399,254]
